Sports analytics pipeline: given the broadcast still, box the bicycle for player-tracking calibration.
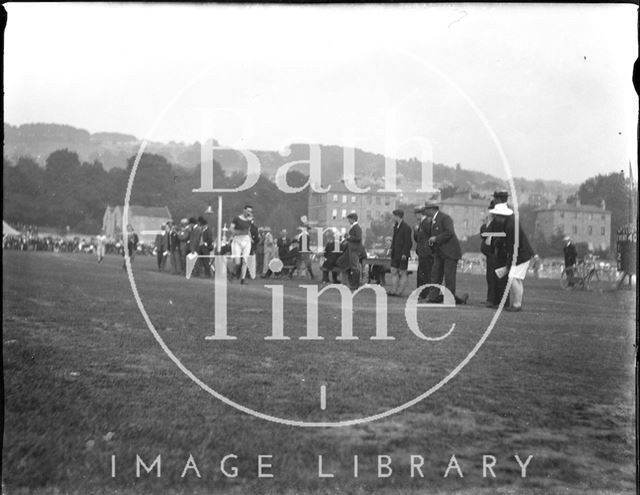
[560,260,609,292]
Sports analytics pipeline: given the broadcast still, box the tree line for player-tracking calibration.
[3,149,309,236]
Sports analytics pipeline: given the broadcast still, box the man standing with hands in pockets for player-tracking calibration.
[388,209,413,297]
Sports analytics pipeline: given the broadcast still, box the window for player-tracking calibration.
[376,197,381,205]
[351,196,356,203]
[342,195,347,204]
[572,225,577,234]
[588,226,593,235]
[560,212,565,219]
[601,215,605,220]
[463,219,468,229]
[341,209,347,219]
[589,214,593,220]
[575,212,579,219]
[384,197,390,206]
[332,194,338,202]
[601,227,605,236]
[332,209,337,220]
[367,210,372,220]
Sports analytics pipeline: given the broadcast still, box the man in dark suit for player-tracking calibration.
[277,229,290,260]
[413,206,433,298]
[388,209,413,296]
[154,224,170,272]
[563,236,578,286]
[336,212,363,289]
[480,201,497,306]
[191,216,213,277]
[423,201,468,304]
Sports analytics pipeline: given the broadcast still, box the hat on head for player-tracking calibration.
[180,218,189,225]
[489,203,513,216]
[423,200,439,210]
[564,236,571,242]
[414,206,426,214]
[488,200,496,209]
[493,189,509,200]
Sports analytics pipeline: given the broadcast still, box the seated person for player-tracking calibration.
[279,240,301,278]
[322,239,342,284]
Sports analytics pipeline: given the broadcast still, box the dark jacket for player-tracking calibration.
[564,242,577,267]
[504,215,534,265]
[480,222,493,257]
[345,222,364,257]
[277,237,290,259]
[414,217,433,258]
[391,220,413,263]
[430,211,462,261]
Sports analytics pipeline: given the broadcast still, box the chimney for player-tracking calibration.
[601,199,606,210]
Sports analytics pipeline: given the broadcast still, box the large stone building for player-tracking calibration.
[102,205,172,244]
[307,182,397,236]
[438,195,491,241]
[534,200,611,251]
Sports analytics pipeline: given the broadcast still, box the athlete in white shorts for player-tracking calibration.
[231,205,254,284]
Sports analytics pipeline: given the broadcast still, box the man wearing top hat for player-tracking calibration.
[422,201,468,305]
[480,201,498,306]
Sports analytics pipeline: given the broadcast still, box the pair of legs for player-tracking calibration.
[389,267,408,295]
[231,235,252,282]
[427,256,467,305]
[417,255,433,298]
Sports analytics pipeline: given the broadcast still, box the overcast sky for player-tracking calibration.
[4,3,637,184]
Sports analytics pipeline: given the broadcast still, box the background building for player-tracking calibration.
[439,194,490,241]
[102,205,172,244]
[534,199,611,251]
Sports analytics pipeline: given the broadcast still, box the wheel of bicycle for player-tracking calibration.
[560,269,572,290]
[585,268,610,292]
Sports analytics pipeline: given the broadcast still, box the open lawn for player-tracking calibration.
[2,250,637,494]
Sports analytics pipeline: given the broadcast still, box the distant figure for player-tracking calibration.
[231,205,254,284]
[490,202,535,312]
[96,230,107,263]
[155,224,170,272]
[563,236,578,286]
[168,221,182,275]
[480,201,497,306]
[177,218,192,275]
[321,231,342,285]
[423,201,468,305]
[122,224,139,270]
[388,209,413,297]
[277,229,291,260]
[191,216,213,277]
[336,212,363,290]
[261,227,276,277]
[413,206,433,298]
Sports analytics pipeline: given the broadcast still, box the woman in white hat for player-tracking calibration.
[489,203,535,312]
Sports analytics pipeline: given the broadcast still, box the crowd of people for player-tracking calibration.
[5,191,539,311]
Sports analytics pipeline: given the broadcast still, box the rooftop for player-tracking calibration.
[536,203,610,214]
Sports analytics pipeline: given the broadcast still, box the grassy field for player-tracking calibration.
[2,250,636,494]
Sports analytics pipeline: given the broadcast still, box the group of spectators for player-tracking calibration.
[331,189,535,310]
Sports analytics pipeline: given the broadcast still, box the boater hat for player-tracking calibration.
[489,203,513,216]
[423,201,439,210]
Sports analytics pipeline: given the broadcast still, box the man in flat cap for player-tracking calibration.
[422,201,468,305]
[388,209,413,296]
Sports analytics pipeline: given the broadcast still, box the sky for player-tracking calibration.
[4,3,637,184]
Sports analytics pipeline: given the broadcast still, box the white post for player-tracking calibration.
[217,195,223,254]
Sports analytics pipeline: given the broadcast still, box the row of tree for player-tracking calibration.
[3,149,309,236]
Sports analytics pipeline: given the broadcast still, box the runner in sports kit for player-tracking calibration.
[231,205,254,284]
